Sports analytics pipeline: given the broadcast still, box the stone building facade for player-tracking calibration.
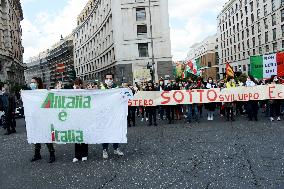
[73,0,172,84]
[0,0,25,85]
[217,0,284,78]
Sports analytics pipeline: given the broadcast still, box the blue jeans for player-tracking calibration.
[187,104,199,123]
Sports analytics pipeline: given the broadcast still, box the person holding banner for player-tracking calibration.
[102,73,124,159]
[29,77,56,163]
[225,77,236,121]
[269,76,282,122]
[186,79,199,125]
[245,75,259,121]
[205,77,217,121]
[72,78,89,162]
[145,81,157,126]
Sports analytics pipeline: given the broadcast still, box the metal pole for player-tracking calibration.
[148,0,155,82]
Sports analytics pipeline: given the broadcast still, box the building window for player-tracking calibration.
[266,45,269,52]
[273,28,276,40]
[273,42,277,51]
[251,14,254,23]
[208,62,212,67]
[282,10,284,22]
[250,1,253,12]
[282,0,284,6]
[252,37,256,47]
[282,25,284,37]
[138,43,148,57]
[264,5,267,16]
[257,9,260,19]
[243,65,247,71]
[282,40,284,49]
[272,0,276,11]
[265,31,268,43]
[258,34,262,45]
[137,25,147,37]
[272,14,276,26]
[136,8,146,21]
[264,18,268,29]
[259,46,262,54]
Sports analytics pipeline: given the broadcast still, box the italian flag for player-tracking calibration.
[250,52,284,79]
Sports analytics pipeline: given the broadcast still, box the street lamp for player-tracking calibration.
[148,0,155,82]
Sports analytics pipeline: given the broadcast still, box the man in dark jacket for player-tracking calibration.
[1,85,16,135]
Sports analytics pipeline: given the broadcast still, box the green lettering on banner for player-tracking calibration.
[50,124,84,143]
[42,93,92,109]
[66,97,76,108]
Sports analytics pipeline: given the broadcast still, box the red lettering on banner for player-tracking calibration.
[219,95,224,102]
[269,86,276,99]
[254,93,260,100]
[225,94,231,101]
[161,91,170,105]
[244,93,249,100]
[238,94,244,100]
[207,90,217,102]
[128,100,132,106]
[196,90,204,102]
[173,91,184,103]
[186,90,193,102]
[278,92,283,98]
[149,99,154,106]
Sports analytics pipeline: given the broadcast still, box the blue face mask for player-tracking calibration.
[30,83,38,90]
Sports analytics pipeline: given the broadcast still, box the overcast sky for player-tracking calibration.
[21,0,228,62]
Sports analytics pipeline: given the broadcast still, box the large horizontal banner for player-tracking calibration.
[22,89,131,144]
[129,85,284,106]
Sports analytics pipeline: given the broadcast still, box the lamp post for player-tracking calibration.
[148,0,155,82]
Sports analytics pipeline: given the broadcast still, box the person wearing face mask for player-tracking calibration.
[101,73,124,159]
[164,80,175,124]
[224,77,236,121]
[245,75,259,121]
[158,79,165,120]
[72,78,89,162]
[205,77,217,121]
[55,81,64,89]
[145,81,158,126]
[29,77,56,163]
[269,75,281,121]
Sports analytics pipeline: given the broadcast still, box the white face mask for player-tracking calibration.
[273,78,278,82]
[30,83,38,90]
[105,79,113,86]
[209,80,213,83]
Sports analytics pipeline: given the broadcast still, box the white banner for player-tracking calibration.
[263,54,277,79]
[21,89,132,144]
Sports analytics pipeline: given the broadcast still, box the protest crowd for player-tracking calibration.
[1,71,284,164]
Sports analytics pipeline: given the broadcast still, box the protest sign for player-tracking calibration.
[21,89,131,144]
[129,85,284,106]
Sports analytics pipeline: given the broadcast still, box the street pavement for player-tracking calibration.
[0,113,284,189]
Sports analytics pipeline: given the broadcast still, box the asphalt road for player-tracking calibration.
[0,113,284,189]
